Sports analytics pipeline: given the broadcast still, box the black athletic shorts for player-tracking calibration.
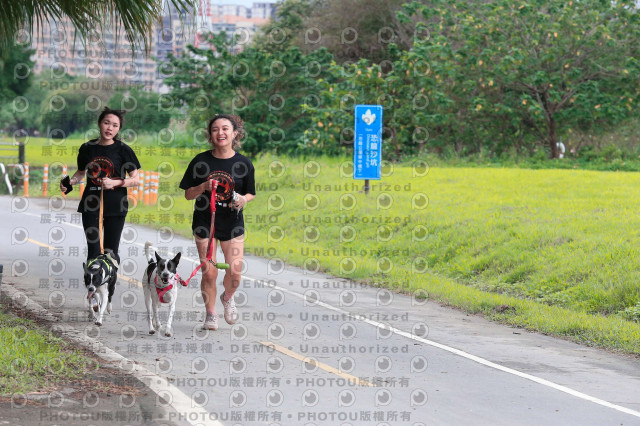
[192,205,245,241]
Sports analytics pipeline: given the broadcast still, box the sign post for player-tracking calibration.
[353,105,383,194]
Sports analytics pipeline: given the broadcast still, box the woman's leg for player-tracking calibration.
[102,216,126,264]
[195,236,219,327]
[219,235,244,324]
[81,213,101,261]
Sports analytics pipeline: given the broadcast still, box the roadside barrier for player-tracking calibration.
[42,164,49,196]
[23,162,29,197]
[128,184,137,207]
[138,169,145,205]
[1,142,25,195]
[0,164,12,195]
[144,171,151,205]
[151,171,159,205]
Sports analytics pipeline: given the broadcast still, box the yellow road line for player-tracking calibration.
[259,341,375,387]
[27,238,54,249]
[119,274,142,287]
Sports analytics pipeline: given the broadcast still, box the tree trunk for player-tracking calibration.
[548,114,558,159]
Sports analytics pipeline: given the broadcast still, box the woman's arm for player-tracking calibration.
[102,168,141,190]
[70,170,86,185]
[125,169,140,188]
[185,180,217,200]
[233,193,254,210]
[60,170,86,191]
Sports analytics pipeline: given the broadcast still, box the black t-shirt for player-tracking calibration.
[179,151,256,239]
[77,139,141,216]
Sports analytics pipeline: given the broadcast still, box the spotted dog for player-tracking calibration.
[142,242,184,337]
[83,252,117,326]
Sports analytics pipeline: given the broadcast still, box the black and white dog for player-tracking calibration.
[143,242,184,337]
[83,252,118,326]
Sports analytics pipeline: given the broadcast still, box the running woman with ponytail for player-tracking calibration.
[61,107,141,266]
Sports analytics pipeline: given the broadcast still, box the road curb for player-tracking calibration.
[1,283,223,426]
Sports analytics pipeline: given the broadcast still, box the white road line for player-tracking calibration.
[244,276,640,419]
[2,285,223,426]
[25,212,83,230]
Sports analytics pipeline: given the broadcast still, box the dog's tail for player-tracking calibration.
[144,242,154,264]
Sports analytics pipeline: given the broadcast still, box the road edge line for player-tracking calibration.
[247,277,640,419]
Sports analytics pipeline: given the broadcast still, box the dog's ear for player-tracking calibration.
[155,251,161,262]
[171,252,181,265]
[83,262,89,273]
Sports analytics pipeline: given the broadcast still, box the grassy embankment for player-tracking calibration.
[16,137,640,355]
[0,308,92,395]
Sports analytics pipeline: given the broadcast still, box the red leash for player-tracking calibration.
[181,180,229,286]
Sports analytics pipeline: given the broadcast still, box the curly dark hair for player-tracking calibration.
[207,114,245,150]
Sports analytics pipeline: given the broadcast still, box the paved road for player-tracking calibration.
[2,195,640,426]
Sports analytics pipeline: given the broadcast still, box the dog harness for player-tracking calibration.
[147,269,187,304]
[155,277,173,304]
[87,256,114,287]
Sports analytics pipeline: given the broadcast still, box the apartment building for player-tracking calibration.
[30,2,275,91]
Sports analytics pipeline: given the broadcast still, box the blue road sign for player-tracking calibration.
[354,105,383,180]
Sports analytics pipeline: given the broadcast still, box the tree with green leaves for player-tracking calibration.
[109,86,172,134]
[302,48,436,160]
[255,0,415,64]
[39,76,113,136]
[0,69,46,134]
[0,41,35,134]
[163,32,334,155]
[253,0,318,53]
[401,0,640,158]
[0,42,34,101]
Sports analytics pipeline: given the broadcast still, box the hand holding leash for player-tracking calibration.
[206,179,229,268]
[181,179,229,287]
[101,177,124,190]
[203,179,218,194]
[231,191,245,212]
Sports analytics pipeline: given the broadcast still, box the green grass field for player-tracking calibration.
[15,138,640,355]
[0,308,93,395]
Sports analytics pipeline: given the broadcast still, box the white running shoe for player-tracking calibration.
[203,313,218,330]
[220,292,238,325]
